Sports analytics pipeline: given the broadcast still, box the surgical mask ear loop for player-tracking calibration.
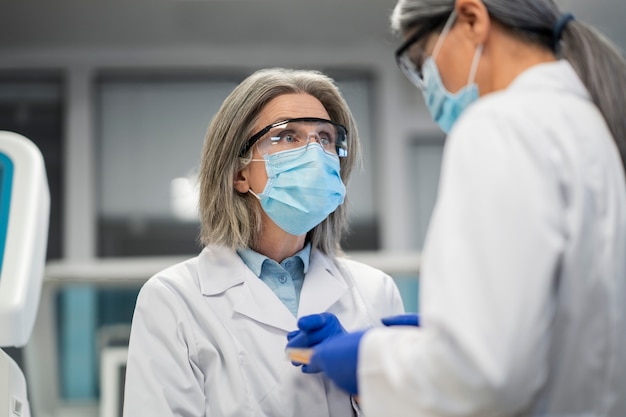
[431,10,458,60]
[431,9,482,90]
[467,44,483,85]
[248,189,261,200]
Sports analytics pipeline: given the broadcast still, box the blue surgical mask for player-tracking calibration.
[249,143,346,236]
[421,11,483,133]
[421,49,481,133]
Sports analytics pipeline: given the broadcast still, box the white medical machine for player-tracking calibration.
[0,131,50,417]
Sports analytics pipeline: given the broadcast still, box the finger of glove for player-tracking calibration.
[301,363,323,374]
[306,350,325,375]
[286,331,313,348]
[297,313,332,332]
[286,330,300,341]
[286,327,331,348]
[381,314,420,327]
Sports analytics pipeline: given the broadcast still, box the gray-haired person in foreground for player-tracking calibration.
[123,68,405,417]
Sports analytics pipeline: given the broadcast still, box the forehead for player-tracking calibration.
[256,93,330,129]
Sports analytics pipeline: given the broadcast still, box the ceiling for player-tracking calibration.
[0,0,624,50]
[0,0,400,49]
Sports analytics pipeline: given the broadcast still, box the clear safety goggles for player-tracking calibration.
[396,48,426,90]
[239,117,348,158]
[394,12,454,90]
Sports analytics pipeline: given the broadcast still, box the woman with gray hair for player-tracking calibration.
[291,1,626,416]
[122,67,405,417]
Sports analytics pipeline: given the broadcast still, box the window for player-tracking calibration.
[0,72,64,260]
[408,135,445,250]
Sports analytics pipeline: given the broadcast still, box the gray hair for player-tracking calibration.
[391,0,626,170]
[198,68,361,256]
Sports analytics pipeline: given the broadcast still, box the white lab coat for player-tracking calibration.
[359,61,626,417]
[123,245,404,417]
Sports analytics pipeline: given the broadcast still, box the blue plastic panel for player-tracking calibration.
[0,153,14,277]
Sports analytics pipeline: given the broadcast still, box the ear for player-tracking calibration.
[234,166,250,193]
[455,0,491,45]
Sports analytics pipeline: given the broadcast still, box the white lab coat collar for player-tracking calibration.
[197,245,248,295]
[196,245,348,331]
[508,60,591,102]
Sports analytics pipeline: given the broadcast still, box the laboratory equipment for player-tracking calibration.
[0,131,50,417]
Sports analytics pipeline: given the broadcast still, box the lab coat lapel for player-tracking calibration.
[297,250,348,317]
[197,246,297,332]
[232,277,297,332]
[198,246,246,294]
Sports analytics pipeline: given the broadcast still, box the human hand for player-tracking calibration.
[287,312,347,348]
[308,330,366,395]
[381,313,420,327]
[286,312,346,373]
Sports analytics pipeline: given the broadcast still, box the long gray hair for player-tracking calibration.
[198,68,361,256]
[391,0,626,170]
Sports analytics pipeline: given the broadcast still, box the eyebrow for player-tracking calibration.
[270,116,328,124]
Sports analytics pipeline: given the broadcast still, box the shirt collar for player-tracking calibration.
[237,242,311,277]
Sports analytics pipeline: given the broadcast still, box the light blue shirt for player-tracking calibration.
[237,243,310,316]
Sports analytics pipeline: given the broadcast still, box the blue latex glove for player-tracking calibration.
[287,312,346,373]
[381,313,420,327]
[308,330,366,395]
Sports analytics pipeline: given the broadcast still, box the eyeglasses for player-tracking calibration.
[394,15,449,89]
[239,117,348,158]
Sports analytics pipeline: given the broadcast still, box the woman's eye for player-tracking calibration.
[281,133,298,143]
[270,131,299,144]
[319,133,334,145]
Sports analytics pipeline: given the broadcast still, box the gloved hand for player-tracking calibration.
[286,312,346,373]
[381,313,420,327]
[308,330,366,395]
